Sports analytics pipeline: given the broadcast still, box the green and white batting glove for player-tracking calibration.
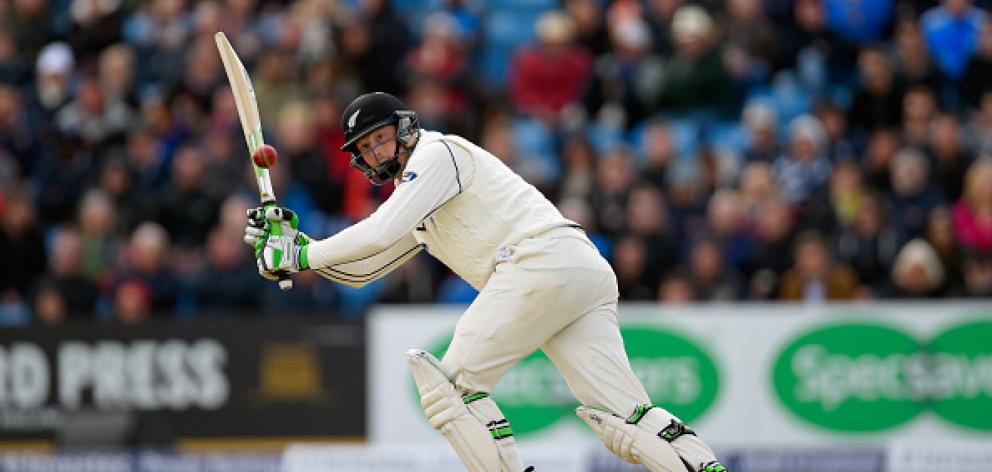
[245,206,311,281]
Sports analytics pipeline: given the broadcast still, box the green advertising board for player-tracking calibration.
[424,326,721,437]
[772,319,992,433]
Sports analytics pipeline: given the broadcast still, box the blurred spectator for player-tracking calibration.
[962,255,992,296]
[30,42,75,122]
[774,0,854,75]
[625,184,680,287]
[741,100,780,163]
[928,113,970,201]
[888,238,946,297]
[558,196,611,257]
[564,0,610,56]
[0,188,47,302]
[47,227,99,318]
[510,11,592,124]
[967,91,992,157]
[920,0,987,81]
[276,101,337,216]
[804,160,864,233]
[77,189,122,285]
[824,0,894,44]
[721,0,779,84]
[123,0,191,93]
[666,161,709,234]
[749,197,795,294]
[848,45,904,135]
[834,192,903,294]
[67,0,125,59]
[780,230,859,301]
[886,147,946,237]
[686,238,743,301]
[900,84,938,149]
[194,227,261,314]
[658,269,697,304]
[33,282,67,326]
[591,146,635,236]
[3,0,56,60]
[96,158,141,235]
[558,134,596,201]
[406,12,472,117]
[891,16,942,89]
[0,26,31,85]
[861,127,901,192]
[583,10,662,129]
[98,43,139,108]
[121,222,178,315]
[738,161,780,227]
[815,101,856,161]
[925,205,964,292]
[613,235,653,300]
[156,143,221,248]
[56,74,135,152]
[953,157,992,256]
[348,0,413,95]
[773,114,832,207]
[113,279,152,325]
[639,119,677,188]
[962,20,992,108]
[656,5,735,116]
[253,47,305,132]
[705,188,753,272]
[0,83,42,177]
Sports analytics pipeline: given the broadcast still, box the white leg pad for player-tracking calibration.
[576,406,686,472]
[406,349,523,472]
[636,407,720,472]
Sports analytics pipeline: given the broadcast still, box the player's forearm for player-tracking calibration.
[311,234,422,287]
[305,216,410,270]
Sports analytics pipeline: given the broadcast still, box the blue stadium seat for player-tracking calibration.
[630,117,700,163]
[707,121,749,153]
[486,0,557,10]
[511,118,561,182]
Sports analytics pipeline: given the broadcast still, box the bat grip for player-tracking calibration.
[278,275,293,290]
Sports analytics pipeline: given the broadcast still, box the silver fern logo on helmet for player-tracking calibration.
[348,109,360,130]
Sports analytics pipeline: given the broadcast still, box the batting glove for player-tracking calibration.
[245,206,310,281]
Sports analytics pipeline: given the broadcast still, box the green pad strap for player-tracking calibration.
[490,426,513,440]
[486,419,513,440]
[626,404,655,425]
[462,392,490,404]
[658,419,696,442]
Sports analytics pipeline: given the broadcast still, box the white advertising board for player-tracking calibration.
[369,302,992,454]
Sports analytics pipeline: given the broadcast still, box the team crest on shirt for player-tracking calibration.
[402,171,418,182]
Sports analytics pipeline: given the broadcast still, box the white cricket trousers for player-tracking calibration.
[439,227,651,416]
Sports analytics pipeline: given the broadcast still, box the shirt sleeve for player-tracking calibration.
[306,139,473,270]
[312,233,422,288]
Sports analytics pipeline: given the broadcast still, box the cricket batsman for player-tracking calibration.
[244,92,727,472]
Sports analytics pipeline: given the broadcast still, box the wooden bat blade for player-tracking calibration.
[214,32,276,204]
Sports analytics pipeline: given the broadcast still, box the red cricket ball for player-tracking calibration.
[252,144,278,168]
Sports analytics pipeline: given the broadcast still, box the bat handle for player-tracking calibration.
[278,275,293,291]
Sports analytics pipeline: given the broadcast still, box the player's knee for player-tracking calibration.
[408,349,465,430]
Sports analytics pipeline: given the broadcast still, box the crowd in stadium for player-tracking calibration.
[1,0,992,324]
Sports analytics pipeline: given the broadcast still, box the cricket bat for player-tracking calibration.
[214,31,292,290]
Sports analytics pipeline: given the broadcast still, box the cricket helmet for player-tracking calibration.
[340,92,420,185]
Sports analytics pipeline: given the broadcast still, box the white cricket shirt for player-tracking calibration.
[307,130,576,289]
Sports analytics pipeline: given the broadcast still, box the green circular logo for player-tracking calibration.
[423,325,721,437]
[772,322,926,432]
[927,319,992,431]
